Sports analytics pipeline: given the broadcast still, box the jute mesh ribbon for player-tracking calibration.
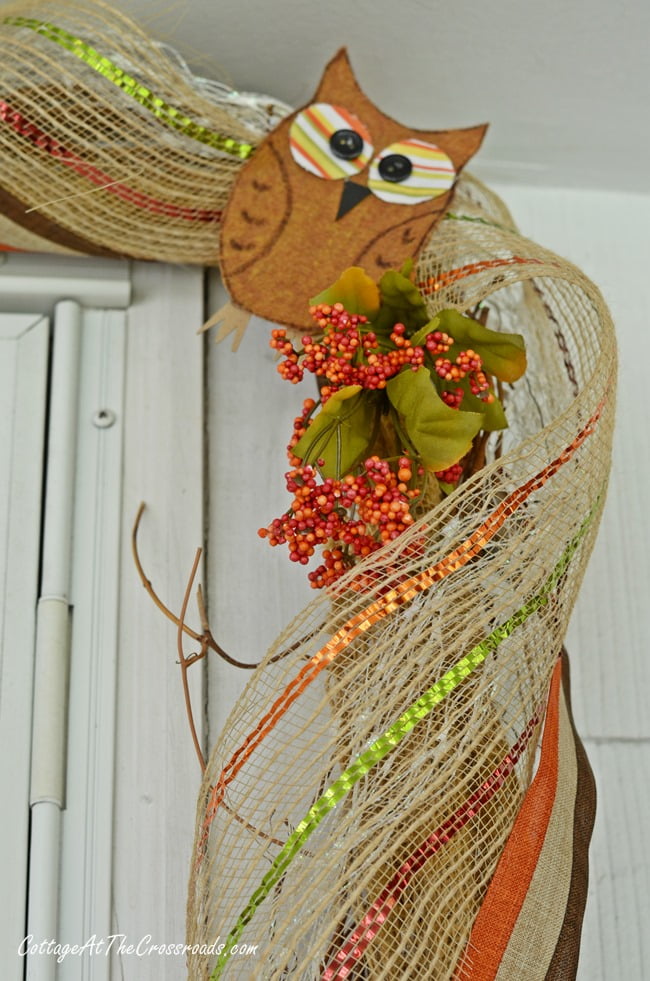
[186,176,616,979]
[0,0,287,262]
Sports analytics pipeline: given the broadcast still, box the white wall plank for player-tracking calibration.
[205,279,313,738]
[57,308,127,981]
[577,740,650,981]
[111,263,205,980]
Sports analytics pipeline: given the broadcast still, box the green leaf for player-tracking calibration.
[387,367,482,471]
[310,267,381,320]
[373,268,430,336]
[292,387,381,479]
[409,316,442,348]
[458,382,508,431]
[436,309,527,383]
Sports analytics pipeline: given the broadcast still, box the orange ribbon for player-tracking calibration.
[417,256,558,296]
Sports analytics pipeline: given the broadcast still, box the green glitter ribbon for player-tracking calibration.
[444,212,516,234]
[3,16,255,159]
[209,496,602,978]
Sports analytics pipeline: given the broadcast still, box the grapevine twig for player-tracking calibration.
[132,502,262,669]
[177,548,206,772]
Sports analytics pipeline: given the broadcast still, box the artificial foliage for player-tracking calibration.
[259,264,527,589]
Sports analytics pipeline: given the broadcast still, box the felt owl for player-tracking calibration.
[219,48,487,332]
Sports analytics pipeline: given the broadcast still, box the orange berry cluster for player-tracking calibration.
[258,455,420,589]
[270,305,454,403]
[434,348,494,402]
[287,397,316,464]
[261,303,496,588]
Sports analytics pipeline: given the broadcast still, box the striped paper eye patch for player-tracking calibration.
[289,102,373,179]
[368,139,456,204]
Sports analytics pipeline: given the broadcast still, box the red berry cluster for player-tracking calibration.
[434,347,494,402]
[441,387,464,409]
[435,462,464,485]
[258,456,421,589]
[261,301,499,588]
[287,397,317,464]
[270,329,305,384]
[270,305,455,403]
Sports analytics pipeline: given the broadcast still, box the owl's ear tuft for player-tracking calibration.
[314,47,364,105]
[442,123,489,173]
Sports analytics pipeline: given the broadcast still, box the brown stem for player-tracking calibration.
[131,502,265,669]
[219,799,286,849]
[132,502,202,643]
[178,548,207,772]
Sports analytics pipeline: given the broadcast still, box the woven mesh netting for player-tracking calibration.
[187,175,616,980]
[0,0,288,262]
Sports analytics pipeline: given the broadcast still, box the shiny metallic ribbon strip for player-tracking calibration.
[417,256,560,296]
[321,700,546,979]
[444,212,517,234]
[209,498,602,979]
[198,395,606,857]
[3,16,255,159]
[0,100,222,221]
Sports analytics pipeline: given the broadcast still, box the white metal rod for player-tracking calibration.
[25,808,61,981]
[38,300,82,600]
[30,598,70,804]
[27,300,82,980]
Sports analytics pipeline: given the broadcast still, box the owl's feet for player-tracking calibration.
[198,300,252,351]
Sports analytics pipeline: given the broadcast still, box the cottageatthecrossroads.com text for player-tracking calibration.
[18,935,260,965]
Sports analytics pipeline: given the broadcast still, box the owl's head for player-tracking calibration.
[220,49,487,331]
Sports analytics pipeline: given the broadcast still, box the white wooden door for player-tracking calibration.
[0,311,50,980]
[0,256,205,981]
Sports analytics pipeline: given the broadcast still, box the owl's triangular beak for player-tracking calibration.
[336,181,371,221]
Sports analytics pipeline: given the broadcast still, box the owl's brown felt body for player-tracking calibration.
[220,49,486,331]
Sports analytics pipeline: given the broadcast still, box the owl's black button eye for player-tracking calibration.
[329,129,364,161]
[378,154,413,183]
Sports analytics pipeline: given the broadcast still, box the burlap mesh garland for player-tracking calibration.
[186,175,616,980]
[0,0,288,262]
[0,3,612,974]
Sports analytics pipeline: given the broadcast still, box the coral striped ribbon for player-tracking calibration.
[0,100,222,222]
[417,256,561,296]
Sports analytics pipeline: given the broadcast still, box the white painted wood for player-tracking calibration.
[110,262,205,980]
[205,278,313,737]
[0,312,49,981]
[0,253,130,313]
[27,300,83,981]
[577,740,650,981]
[55,307,127,981]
